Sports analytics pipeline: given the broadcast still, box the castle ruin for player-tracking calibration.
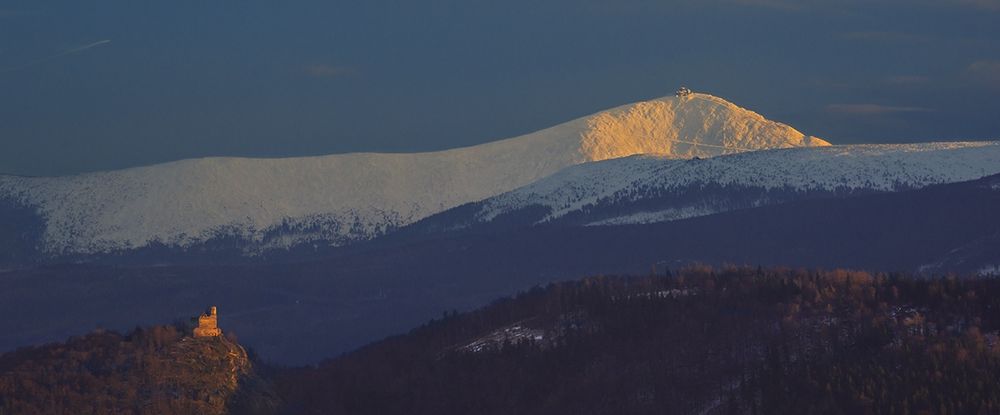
[194,306,223,337]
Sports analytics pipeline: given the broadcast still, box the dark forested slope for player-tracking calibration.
[4,267,1000,414]
[272,267,1000,415]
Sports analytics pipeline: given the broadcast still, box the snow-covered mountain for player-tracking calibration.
[0,93,828,258]
[413,141,1000,230]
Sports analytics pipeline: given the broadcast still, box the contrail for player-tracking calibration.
[1,39,112,73]
[63,39,112,55]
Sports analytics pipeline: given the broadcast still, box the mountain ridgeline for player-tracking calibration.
[2,93,998,270]
[405,142,1000,232]
[0,93,829,264]
[1,92,1000,366]
[3,84,1000,411]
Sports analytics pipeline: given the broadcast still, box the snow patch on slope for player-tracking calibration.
[0,93,827,255]
[585,206,718,226]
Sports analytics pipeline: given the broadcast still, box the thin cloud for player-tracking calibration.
[966,60,1000,88]
[68,40,111,53]
[886,75,930,85]
[826,104,934,115]
[304,64,354,79]
[1,39,111,73]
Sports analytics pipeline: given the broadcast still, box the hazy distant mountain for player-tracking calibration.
[0,93,827,262]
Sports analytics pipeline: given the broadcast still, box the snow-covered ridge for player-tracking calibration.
[475,141,1000,225]
[0,93,827,255]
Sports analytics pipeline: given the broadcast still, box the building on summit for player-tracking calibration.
[675,86,693,97]
[193,306,222,337]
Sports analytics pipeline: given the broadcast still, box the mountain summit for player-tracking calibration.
[574,93,829,161]
[0,93,828,257]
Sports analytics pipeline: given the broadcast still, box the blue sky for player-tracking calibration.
[1,0,998,176]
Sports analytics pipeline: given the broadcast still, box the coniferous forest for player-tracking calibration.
[271,266,1000,415]
[3,266,1000,414]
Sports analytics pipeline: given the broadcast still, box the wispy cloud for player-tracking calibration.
[886,75,930,85]
[1,39,111,73]
[965,60,1000,88]
[304,64,354,79]
[826,104,934,115]
[64,40,111,55]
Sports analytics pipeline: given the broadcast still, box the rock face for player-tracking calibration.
[0,93,828,258]
[0,325,260,415]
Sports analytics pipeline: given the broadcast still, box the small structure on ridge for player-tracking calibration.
[193,306,222,337]
[675,86,693,97]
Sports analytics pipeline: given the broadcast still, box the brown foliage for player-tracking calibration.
[0,325,255,415]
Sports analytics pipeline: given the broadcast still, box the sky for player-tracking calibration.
[1,0,998,176]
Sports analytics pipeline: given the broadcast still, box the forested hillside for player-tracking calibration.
[273,267,1000,415]
[4,267,999,414]
[0,325,277,415]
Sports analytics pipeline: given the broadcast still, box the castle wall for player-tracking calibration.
[194,307,222,337]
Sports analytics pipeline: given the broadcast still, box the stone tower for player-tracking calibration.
[194,306,222,337]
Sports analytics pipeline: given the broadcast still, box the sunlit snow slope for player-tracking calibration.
[463,141,1000,227]
[0,93,828,255]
